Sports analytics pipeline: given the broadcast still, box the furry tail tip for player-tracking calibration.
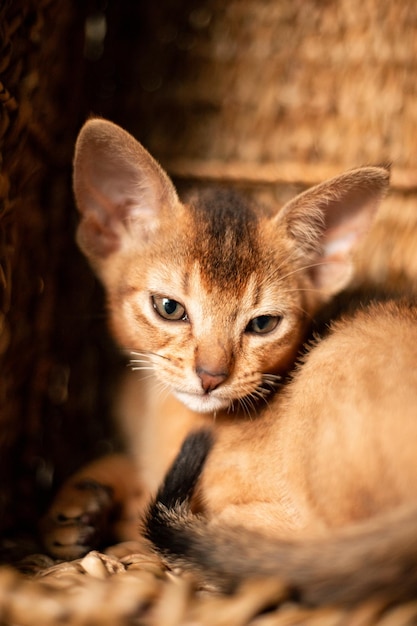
[143,428,214,549]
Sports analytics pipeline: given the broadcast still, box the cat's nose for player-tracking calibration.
[196,368,228,393]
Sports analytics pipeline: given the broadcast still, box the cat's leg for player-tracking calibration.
[40,453,144,559]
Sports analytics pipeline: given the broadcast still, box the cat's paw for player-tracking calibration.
[40,479,114,560]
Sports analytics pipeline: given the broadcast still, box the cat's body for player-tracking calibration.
[41,119,393,566]
[145,296,417,605]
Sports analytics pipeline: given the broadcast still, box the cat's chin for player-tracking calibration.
[174,391,230,414]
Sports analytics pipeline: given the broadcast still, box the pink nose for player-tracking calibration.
[197,368,228,393]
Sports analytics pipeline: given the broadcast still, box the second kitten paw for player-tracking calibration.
[40,479,114,560]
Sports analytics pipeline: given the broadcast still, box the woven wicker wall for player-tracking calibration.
[1,0,417,548]
[0,0,120,539]
[112,1,417,180]
[0,0,72,532]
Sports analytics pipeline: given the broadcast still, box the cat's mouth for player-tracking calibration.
[174,376,280,415]
[174,390,230,414]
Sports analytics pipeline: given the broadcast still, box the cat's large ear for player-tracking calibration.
[278,166,390,295]
[73,118,178,262]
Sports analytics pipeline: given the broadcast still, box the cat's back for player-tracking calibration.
[302,298,417,378]
[286,298,417,422]
[277,298,417,526]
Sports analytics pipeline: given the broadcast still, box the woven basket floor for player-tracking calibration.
[0,542,414,626]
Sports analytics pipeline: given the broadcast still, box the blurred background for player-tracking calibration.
[1,0,416,552]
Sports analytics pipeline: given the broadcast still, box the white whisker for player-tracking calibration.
[129,359,146,365]
[131,373,156,385]
[238,395,255,420]
[227,402,236,415]
[152,379,173,405]
[237,397,249,418]
[129,349,172,363]
[262,373,282,382]
[267,259,336,287]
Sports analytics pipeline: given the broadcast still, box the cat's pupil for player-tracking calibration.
[164,299,178,315]
[246,315,281,334]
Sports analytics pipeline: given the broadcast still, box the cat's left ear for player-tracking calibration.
[277,166,390,295]
[73,118,178,263]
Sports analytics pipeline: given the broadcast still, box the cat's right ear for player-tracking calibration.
[277,166,390,297]
[73,118,178,262]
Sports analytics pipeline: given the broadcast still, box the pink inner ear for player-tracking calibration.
[95,151,152,198]
[311,250,355,294]
[80,149,158,223]
[73,119,178,260]
[77,212,121,258]
[322,203,376,258]
[312,206,377,294]
[323,231,357,257]
[283,167,389,295]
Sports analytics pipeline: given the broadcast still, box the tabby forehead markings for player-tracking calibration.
[187,188,260,289]
[185,263,262,335]
[182,270,190,297]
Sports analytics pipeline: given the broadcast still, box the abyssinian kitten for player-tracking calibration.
[41,117,390,562]
[145,295,417,605]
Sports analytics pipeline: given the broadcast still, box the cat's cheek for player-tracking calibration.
[255,329,306,375]
[267,346,300,374]
[108,301,160,353]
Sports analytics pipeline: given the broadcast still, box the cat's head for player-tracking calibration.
[73,118,389,414]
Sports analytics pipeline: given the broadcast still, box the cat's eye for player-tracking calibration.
[152,296,188,322]
[246,315,281,335]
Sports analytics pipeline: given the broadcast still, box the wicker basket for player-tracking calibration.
[1,0,417,623]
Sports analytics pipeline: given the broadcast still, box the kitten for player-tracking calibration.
[144,299,417,606]
[40,118,389,559]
